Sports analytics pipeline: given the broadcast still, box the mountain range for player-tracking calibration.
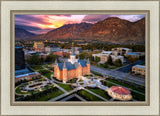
[15,17,145,44]
[15,27,36,38]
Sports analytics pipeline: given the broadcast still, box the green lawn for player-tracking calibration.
[35,89,63,101]
[105,79,145,93]
[77,90,103,101]
[56,83,73,92]
[87,88,111,100]
[66,78,78,83]
[30,65,43,71]
[131,91,145,101]
[78,79,83,82]
[101,80,115,87]
[42,85,54,91]
[44,72,53,79]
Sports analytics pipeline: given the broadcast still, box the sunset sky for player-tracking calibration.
[15,14,145,34]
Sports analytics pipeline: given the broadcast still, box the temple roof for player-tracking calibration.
[57,59,87,71]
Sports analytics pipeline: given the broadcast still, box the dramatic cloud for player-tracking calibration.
[15,15,85,34]
[82,15,145,23]
[15,14,145,34]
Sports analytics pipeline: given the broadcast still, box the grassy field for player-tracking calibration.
[30,65,43,71]
[44,72,53,79]
[101,80,115,87]
[87,88,111,100]
[66,78,78,83]
[77,90,103,101]
[105,79,145,93]
[56,83,73,92]
[35,89,64,101]
[131,91,145,101]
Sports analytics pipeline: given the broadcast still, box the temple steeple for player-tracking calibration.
[71,42,75,55]
[63,60,67,69]
[87,58,90,64]
[68,42,78,64]
[54,59,58,65]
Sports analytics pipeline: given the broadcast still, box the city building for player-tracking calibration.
[126,52,144,58]
[92,51,124,64]
[24,50,48,60]
[111,55,124,63]
[53,50,69,57]
[54,47,90,83]
[45,45,61,53]
[108,86,132,100]
[15,46,25,70]
[99,54,109,64]
[15,72,40,83]
[74,47,82,54]
[92,51,112,58]
[111,48,132,55]
[33,42,44,52]
[132,65,145,75]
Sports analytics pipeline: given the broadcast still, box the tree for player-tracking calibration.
[114,59,122,67]
[27,54,43,65]
[103,61,109,68]
[95,56,100,63]
[127,56,139,63]
[91,56,94,61]
[45,53,55,62]
[107,55,113,65]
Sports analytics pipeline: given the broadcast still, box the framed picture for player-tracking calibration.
[0,0,159,115]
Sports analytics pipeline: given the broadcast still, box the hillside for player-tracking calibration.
[16,17,145,44]
[15,27,36,39]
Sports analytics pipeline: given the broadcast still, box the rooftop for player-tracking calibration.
[15,72,38,79]
[15,68,32,76]
[122,48,131,50]
[101,51,113,54]
[133,65,145,69]
[126,52,139,55]
[56,59,87,71]
[15,46,23,49]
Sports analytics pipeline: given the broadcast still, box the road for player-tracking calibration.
[116,60,145,73]
[91,65,145,86]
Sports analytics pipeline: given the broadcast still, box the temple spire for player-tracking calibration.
[87,58,90,64]
[54,59,58,65]
[63,60,67,69]
[71,42,75,55]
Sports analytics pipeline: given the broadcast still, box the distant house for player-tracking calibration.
[132,65,145,76]
[54,47,90,83]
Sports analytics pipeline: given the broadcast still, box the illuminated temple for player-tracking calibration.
[54,45,90,83]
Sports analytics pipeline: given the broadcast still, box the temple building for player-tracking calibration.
[53,46,90,83]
